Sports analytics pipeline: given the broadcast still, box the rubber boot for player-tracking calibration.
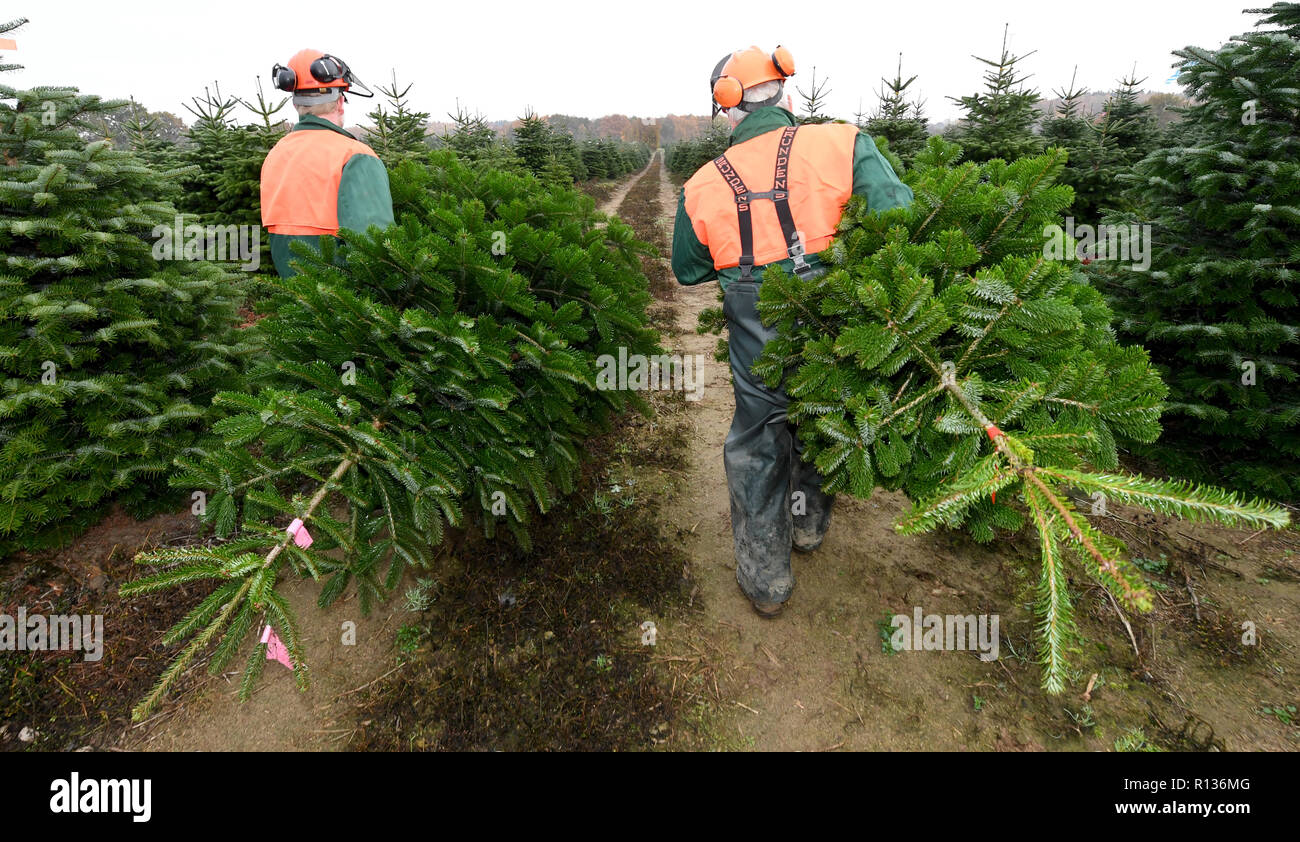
[722,279,834,608]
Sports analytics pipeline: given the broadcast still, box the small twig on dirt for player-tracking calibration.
[45,670,88,718]
[827,695,865,727]
[1236,528,1267,546]
[758,644,781,668]
[1106,589,1142,662]
[1082,673,1098,702]
[734,701,760,715]
[817,741,845,752]
[333,663,406,702]
[1182,567,1202,622]
[994,656,1024,692]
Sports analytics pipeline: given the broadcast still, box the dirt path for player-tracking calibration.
[599,157,658,217]
[647,154,1300,753]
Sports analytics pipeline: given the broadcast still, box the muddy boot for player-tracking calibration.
[722,280,797,607]
[792,448,834,552]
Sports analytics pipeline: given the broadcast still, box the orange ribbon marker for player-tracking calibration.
[987,426,1005,503]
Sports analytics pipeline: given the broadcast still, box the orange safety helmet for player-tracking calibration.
[272,49,373,105]
[710,45,795,115]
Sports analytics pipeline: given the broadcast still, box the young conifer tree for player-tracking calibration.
[796,67,834,125]
[947,24,1045,163]
[864,54,930,168]
[365,72,431,168]
[442,102,522,172]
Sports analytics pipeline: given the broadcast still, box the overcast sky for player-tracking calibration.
[7,0,1256,127]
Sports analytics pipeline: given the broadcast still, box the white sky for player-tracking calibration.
[7,0,1255,127]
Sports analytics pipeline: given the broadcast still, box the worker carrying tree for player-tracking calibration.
[671,45,914,618]
[260,49,394,278]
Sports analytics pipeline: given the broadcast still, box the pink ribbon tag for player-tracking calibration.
[286,517,313,548]
[260,624,293,670]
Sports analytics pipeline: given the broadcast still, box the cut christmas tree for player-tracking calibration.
[123,150,660,720]
[752,136,1289,692]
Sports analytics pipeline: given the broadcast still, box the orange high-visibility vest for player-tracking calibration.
[260,128,380,236]
[683,122,857,278]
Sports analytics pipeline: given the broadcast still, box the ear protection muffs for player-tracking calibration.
[272,54,366,94]
[771,45,795,78]
[272,62,297,93]
[710,46,796,114]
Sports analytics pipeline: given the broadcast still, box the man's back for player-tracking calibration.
[682,120,859,273]
[260,114,394,277]
[672,106,913,290]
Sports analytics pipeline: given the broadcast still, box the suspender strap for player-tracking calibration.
[711,152,757,282]
[771,126,812,278]
[710,124,810,282]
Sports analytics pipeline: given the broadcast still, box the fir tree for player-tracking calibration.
[947,25,1044,163]
[175,81,286,240]
[664,120,730,179]
[1100,2,1300,500]
[548,129,587,183]
[1072,71,1160,219]
[1101,71,1160,170]
[512,109,556,177]
[0,18,25,74]
[175,84,240,220]
[797,67,834,125]
[864,54,930,168]
[1039,68,1101,217]
[119,98,182,178]
[124,150,660,719]
[0,84,251,553]
[364,72,430,168]
[751,136,1288,691]
[442,102,522,172]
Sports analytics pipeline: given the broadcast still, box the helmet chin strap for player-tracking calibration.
[734,84,785,114]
